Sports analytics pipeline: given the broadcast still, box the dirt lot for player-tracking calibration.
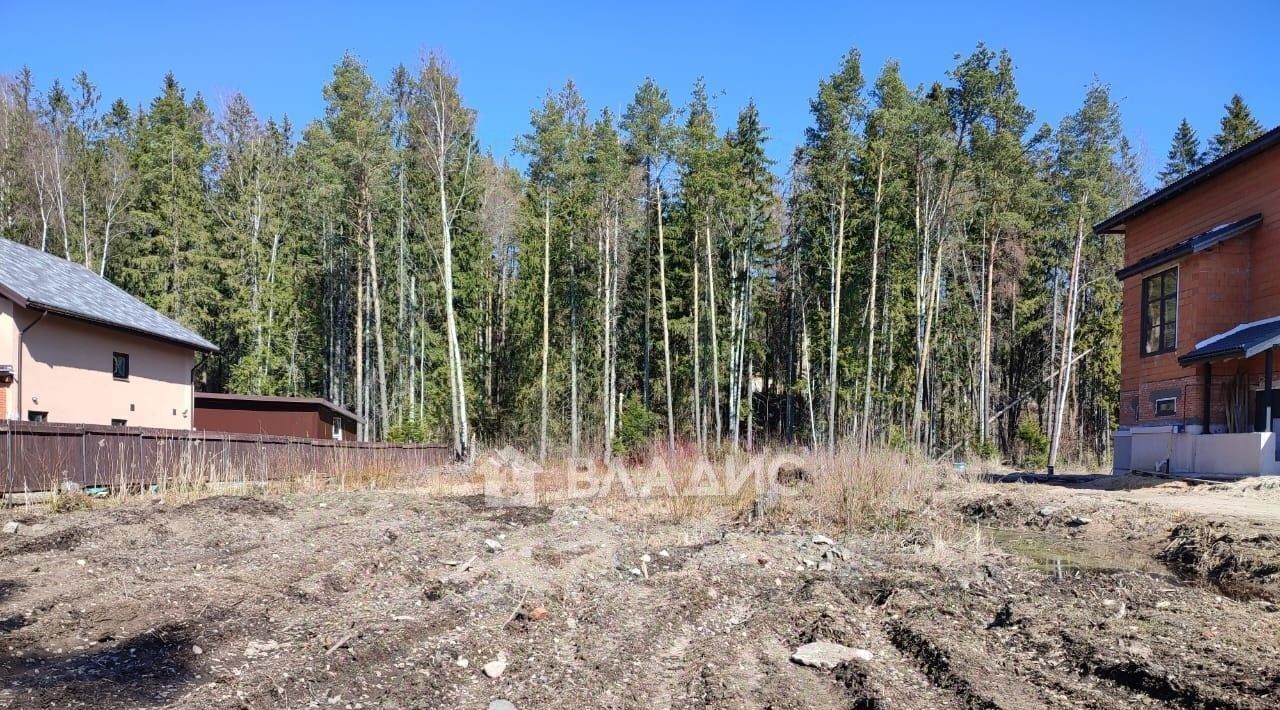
[0,473,1277,709]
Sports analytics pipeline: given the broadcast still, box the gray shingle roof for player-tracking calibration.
[0,237,218,352]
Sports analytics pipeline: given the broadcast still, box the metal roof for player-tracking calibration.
[1179,317,1280,366]
[1114,214,1262,280]
[194,392,361,422]
[1095,124,1280,234]
[0,237,218,352]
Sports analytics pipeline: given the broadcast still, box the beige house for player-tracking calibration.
[0,237,218,428]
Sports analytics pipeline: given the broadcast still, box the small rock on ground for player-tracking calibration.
[488,701,517,710]
[790,641,871,670]
[483,656,507,678]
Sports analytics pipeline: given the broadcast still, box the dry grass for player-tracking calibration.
[470,442,990,539]
[15,444,469,514]
[21,438,992,554]
[779,445,984,532]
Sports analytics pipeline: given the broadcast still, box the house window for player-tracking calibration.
[27,411,47,423]
[1141,268,1178,355]
[112,352,130,380]
[1155,397,1177,417]
[111,419,127,427]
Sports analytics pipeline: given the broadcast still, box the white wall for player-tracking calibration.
[1127,428,1280,475]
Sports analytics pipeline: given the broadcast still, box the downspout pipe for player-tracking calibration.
[190,353,208,431]
[15,309,48,421]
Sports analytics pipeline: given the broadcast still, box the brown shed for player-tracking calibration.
[194,393,360,441]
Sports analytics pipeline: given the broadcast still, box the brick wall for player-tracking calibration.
[1123,367,1271,430]
[1119,143,1280,427]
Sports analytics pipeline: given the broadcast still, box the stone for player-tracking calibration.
[791,641,870,670]
[488,701,517,710]
[2,521,20,535]
[1037,506,1059,517]
[484,539,503,552]
[244,639,281,658]
[191,644,203,655]
[483,656,507,678]
[1065,516,1091,527]
[1155,600,1172,609]
[812,534,836,546]
[528,606,548,621]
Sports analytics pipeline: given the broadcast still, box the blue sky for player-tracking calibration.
[4,1,1277,186]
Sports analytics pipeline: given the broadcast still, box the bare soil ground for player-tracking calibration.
[0,474,1277,709]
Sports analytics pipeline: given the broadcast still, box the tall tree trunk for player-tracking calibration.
[656,183,676,452]
[437,162,469,459]
[827,182,847,455]
[800,299,819,448]
[693,232,703,453]
[861,155,884,451]
[570,220,580,460]
[912,220,947,448]
[705,225,723,449]
[538,197,552,462]
[355,254,365,441]
[363,187,390,439]
[979,230,998,448]
[1049,207,1088,473]
[602,211,614,460]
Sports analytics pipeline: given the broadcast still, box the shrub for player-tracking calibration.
[1016,419,1049,469]
[613,394,657,461]
[387,418,427,443]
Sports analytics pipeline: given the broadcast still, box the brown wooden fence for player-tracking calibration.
[0,421,452,494]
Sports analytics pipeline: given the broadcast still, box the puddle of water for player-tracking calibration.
[984,527,1170,579]
[985,527,1274,602]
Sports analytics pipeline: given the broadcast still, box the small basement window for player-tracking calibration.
[1141,268,1178,355]
[112,352,130,380]
[111,419,127,427]
[27,411,47,423]
[1155,397,1177,417]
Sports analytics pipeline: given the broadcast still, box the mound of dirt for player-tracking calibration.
[172,494,291,517]
[1160,522,1280,601]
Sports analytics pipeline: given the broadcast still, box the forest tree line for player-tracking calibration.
[0,46,1269,466]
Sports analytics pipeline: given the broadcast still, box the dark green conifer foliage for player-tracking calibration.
[1210,94,1264,158]
[1157,118,1204,185]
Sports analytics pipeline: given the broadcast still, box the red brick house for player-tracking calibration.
[1100,125,1280,475]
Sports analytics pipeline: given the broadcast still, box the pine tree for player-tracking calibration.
[1158,118,1203,184]
[322,54,394,440]
[800,49,865,453]
[1210,94,1264,159]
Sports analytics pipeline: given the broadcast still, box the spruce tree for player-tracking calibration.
[117,74,215,336]
[1158,118,1204,184]
[1210,94,1264,158]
